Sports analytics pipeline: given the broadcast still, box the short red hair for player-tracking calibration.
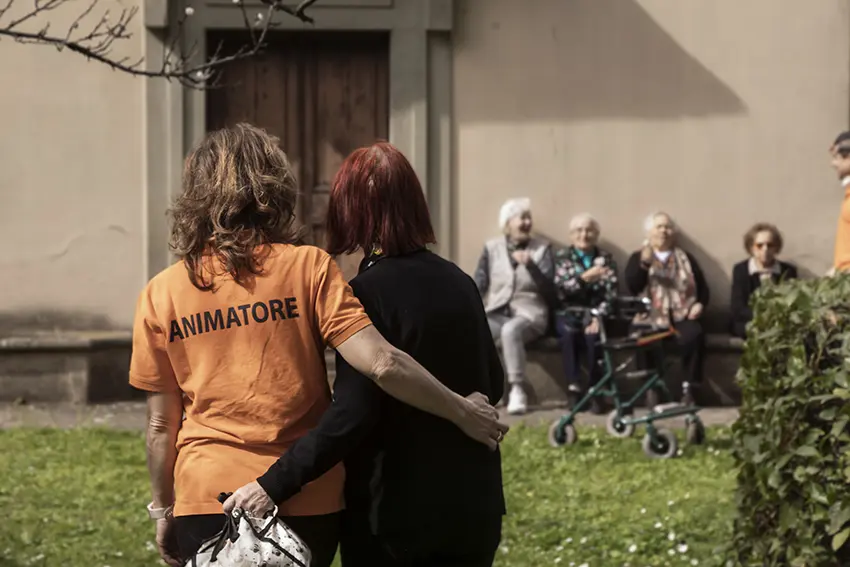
[326,141,436,256]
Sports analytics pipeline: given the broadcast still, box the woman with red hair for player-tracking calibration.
[228,141,507,567]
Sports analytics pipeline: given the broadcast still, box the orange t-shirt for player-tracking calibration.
[835,187,850,272]
[129,244,372,517]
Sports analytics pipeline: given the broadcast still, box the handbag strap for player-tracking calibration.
[243,511,308,567]
[191,506,305,567]
[208,511,241,562]
[256,505,280,537]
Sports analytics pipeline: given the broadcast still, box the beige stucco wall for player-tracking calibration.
[0,0,145,329]
[2,0,848,331]
[453,0,850,312]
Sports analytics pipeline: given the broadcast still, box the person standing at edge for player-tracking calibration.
[830,131,850,274]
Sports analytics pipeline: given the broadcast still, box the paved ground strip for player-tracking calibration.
[0,401,739,430]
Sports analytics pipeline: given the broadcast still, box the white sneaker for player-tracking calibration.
[507,384,528,415]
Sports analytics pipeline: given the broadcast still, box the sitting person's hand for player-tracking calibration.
[579,265,611,283]
[687,302,704,320]
[511,250,531,265]
[639,242,654,265]
[584,317,600,335]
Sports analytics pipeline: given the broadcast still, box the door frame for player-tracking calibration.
[143,0,455,279]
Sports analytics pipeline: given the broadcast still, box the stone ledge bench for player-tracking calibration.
[0,330,137,404]
[0,328,740,406]
[502,330,744,408]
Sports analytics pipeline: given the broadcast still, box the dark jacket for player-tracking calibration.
[730,259,797,337]
[553,246,618,329]
[257,249,505,560]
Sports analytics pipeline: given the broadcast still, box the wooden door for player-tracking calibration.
[206,31,390,280]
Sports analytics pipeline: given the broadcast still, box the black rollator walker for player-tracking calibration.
[547,296,706,459]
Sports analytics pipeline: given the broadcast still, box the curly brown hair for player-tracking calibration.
[743,222,783,255]
[169,123,299,291]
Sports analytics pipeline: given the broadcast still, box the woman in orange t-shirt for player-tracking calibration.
[130,123,508,567]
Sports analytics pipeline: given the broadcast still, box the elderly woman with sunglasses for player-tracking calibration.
[730,223,797,338]
[553,213,618,414]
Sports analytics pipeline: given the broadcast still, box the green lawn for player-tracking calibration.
[0,424,736,567]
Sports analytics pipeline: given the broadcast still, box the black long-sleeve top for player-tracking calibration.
[730,259,797,337]
[624,249,711,307]
[256,249,506,552]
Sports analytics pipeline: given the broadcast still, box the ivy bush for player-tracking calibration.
[728,275,850,566]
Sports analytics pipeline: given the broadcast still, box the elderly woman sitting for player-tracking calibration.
[474,198,554,415]
[625,212,710,406]
[730,223,797,338]
[553,213,618,414]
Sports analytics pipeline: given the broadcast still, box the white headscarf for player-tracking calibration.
[499,198,531,230]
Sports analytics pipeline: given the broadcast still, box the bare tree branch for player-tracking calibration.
[261,0,318,23]
[0,0,320,88]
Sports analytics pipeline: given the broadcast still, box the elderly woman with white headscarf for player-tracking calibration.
[474,198,555,415]
[624,212,710,406]
[553,213,618,414]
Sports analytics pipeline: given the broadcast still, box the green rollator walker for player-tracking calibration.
[547,296,706,459]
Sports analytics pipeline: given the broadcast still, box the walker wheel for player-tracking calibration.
[605,410,635,438]
[686,418,706,445]
[548,419,578,447]
[641,428,679,459]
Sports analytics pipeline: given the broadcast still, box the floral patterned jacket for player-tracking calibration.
[553,246,619,317]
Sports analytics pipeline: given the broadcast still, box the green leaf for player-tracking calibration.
[768,468,783,488]
[775,453,793,470]
[834,388,850,400]
[832,416,850,438]
[829,504,850,535]
[743,434,762,455]
[833,527,850,551]
[811,482,829,505]
[779,503,796,532]
[804,429,824,445]
[821,406,839,420]
[795,445,819,457]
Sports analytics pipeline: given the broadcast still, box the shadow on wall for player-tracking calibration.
[599,238,632,295]
[796,265,819,280]
[454,0,747,121]
[537,231,567,252]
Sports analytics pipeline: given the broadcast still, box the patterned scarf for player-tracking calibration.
[642,247,697,328]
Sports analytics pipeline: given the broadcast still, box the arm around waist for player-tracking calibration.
[335,325,508,451]
[257,355,381,503]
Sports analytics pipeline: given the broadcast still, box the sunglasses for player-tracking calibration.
[836,146,850,158]
[754,242,776,250]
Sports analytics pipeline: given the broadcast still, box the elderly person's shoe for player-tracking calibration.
[506,384,528,415]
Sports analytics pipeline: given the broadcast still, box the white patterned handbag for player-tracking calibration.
[189,506,311,567]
